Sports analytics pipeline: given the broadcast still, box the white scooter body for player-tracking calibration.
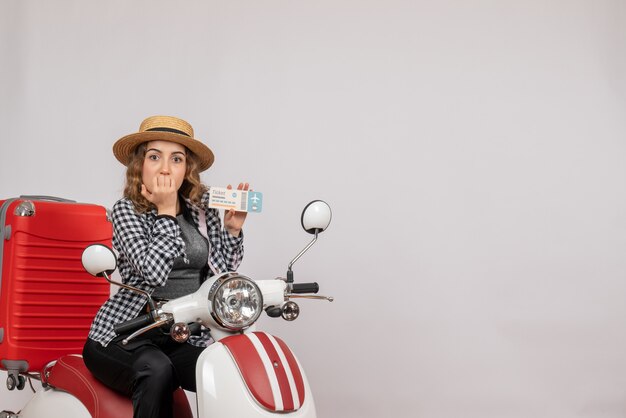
[163,277,317,417]
[18,389,89,418]
[17,338,316,418]
[196,341,316,418]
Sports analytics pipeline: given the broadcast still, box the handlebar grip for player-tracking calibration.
[291,282,319,294]
[188,322,202,336]
[114,313,154,335]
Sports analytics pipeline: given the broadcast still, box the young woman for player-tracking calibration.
[83,115,248,418]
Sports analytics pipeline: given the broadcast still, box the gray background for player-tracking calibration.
[2,1,626,417]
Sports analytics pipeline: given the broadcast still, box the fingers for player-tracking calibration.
[227,182,250,190]
[144,175,177,209]
[156,175,174,189]
[152,175,175,191]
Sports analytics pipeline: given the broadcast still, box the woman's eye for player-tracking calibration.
[147,154,159,161]
[173,156,184,163]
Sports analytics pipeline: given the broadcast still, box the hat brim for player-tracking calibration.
[113,131,214,172]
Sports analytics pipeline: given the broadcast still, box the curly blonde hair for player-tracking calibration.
[123,143,208,213]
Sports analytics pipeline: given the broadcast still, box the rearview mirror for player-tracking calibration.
[288,200,332,283]
[81,243,158,312]
[81,244,117,277]
[301,200,332,234]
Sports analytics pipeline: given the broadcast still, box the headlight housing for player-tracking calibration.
[209,273,263,330]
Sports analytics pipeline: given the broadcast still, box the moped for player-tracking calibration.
[1,200,333,418]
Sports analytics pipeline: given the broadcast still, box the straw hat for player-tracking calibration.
[113,115,214,172]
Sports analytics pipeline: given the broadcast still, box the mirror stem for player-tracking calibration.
[102,272,157,312]
[287,230,319,283]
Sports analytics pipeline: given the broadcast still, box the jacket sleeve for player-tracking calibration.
[111,199,185,287]
[201,205,244,272]
[201,190,244,272]
[221,222,244,271]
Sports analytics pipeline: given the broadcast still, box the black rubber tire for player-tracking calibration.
[16,375,26,391]
[5,375,16,391]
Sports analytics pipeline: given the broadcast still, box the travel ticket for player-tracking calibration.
[208,187,263,213]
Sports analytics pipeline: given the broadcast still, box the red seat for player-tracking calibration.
[46,355,194,418]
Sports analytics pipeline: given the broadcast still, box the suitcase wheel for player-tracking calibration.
[5,374,25,391]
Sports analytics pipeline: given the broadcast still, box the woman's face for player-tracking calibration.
[142,140,187,192]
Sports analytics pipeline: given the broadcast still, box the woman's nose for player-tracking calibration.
[160,160,171,174]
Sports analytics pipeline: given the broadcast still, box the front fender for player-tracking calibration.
[196,332,316,418]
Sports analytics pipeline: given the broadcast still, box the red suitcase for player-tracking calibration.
[0,196,112,381]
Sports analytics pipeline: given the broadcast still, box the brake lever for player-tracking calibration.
[286,294,334,302]
[122,317,172,345]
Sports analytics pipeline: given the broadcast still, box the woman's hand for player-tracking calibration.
[141,175,178,217]
[224,182,249,237]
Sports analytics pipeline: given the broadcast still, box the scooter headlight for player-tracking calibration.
[210,274,263,330]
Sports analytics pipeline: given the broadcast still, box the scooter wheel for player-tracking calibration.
[5,375,16,391]
[16,376,26,391]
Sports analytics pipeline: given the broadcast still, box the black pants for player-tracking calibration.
[83,330,204,418]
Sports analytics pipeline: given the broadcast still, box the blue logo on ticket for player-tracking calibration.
[208,187,263,213]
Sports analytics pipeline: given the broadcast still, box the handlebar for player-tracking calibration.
[291,282,319,294]
[113,281,327,336]
[114,313,154,335]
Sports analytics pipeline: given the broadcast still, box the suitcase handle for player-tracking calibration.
[19,195,76,203]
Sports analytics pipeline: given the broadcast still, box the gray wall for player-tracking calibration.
[2,1,626,417]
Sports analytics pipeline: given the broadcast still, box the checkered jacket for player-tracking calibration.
[87,192,244,347]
